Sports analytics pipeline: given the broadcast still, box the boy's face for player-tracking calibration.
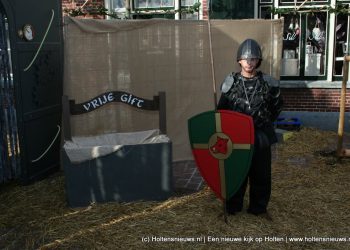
[239,58,259,74]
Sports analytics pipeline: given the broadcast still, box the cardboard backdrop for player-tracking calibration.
[63,17,283,161]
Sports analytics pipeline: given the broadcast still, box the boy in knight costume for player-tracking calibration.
[217,39,283,217]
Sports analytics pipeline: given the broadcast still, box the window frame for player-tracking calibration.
[260,0,273,3]
[333,5,350,80]
[279,0,330,5]
[259,5,273,19]
[270,10,330,81]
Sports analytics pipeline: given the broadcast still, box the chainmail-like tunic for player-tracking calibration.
[218,72,282,128]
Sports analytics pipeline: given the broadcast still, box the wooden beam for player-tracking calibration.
[62,95,72,141]
[159,91,167,135]
[337,56,349,157]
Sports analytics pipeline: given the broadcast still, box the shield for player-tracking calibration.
[188,110,254,200]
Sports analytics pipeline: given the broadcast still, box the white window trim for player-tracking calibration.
[280,80,345,88]
[175,0,180,19]
[104,0,111,19]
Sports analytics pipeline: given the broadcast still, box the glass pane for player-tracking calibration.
[305,12,327,76]
[162,0,174,7]
[181,12,199,19]
[112,0,125,9]
[148,0,162,8]
[259,6,272,19]
[181,0,196,6]
[260,0,272,3]
[209,0,254,19]
[334,13,349,76]
[135,0,147,8]
[281,14,301,76]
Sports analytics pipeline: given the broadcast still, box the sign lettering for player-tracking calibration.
[79,92,148,112]
[308,33,323,41]
[120,93,144,108]
[283,32,297,41]
[83,92,114,111]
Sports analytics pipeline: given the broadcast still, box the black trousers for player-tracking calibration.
[226,142,272,214]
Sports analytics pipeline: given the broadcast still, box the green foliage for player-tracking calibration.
[269,3,350,16]
[178,2,201,14]
[63,4,120,18]
[64,3,201,19]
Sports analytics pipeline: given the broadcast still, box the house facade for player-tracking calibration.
[62,0,350,130]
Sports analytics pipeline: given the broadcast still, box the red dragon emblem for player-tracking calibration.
[210,136,229,155]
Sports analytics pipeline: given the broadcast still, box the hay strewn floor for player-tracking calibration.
[1,127,350,249]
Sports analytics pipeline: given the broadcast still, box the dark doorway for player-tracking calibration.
[0,0,63,184]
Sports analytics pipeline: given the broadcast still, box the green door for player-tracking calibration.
[1,0,63,184]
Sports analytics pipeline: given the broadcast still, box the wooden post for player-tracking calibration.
[159,91,167,135]
[207,20,218,108]
[223,200,228,224]
[62,95,72,141]
[337,56,350,157]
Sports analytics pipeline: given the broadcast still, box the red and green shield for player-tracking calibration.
[188,110,254,200]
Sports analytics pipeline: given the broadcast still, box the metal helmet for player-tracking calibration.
[236,39,262,61]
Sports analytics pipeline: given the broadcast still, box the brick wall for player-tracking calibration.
[62,0,104,9]
[62,0,105,18]
[201,0,208,20]
[281,88,350,112]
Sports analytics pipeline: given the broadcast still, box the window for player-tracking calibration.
[333,9,349,78]
[279,12,329,79]
[259,5,272,19]
[181,0,199,20]
[110,0,126,11]
[132,0,177,19]
[181,0,197,6]
[258,0,272,20]
[305,12,327,77]
[281,14,301,76]
[107,0,126,18]
[134,0,174,8]
[106,0,200,20]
